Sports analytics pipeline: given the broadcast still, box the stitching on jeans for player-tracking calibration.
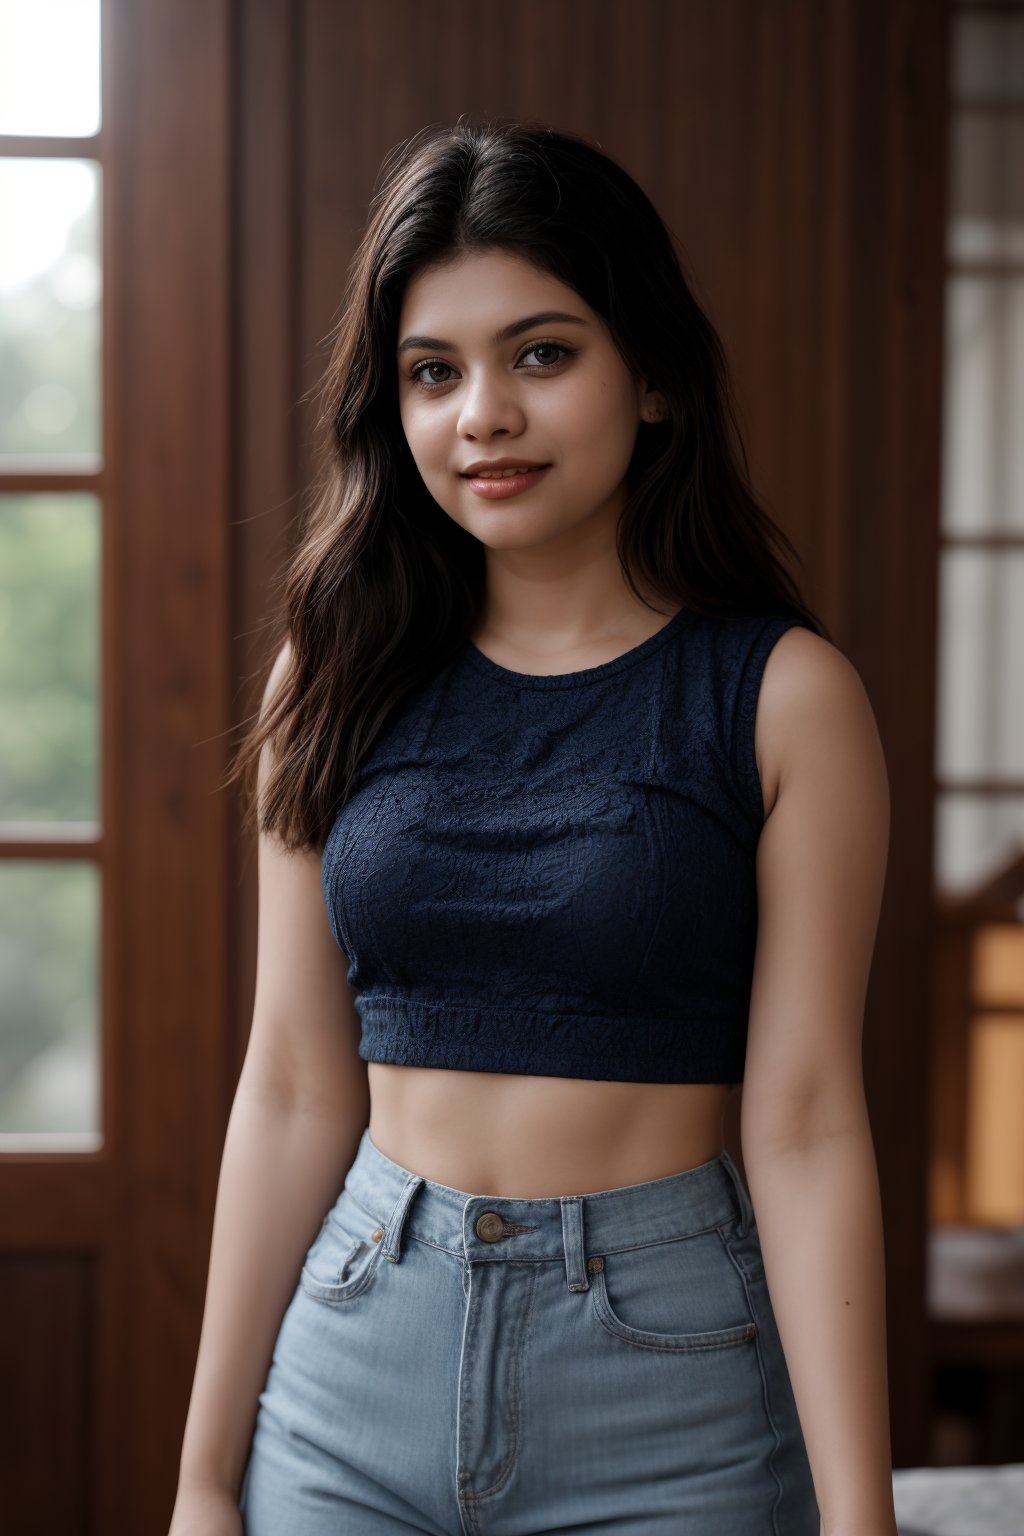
[590,1265,757,1354]
[720,1234,785,1534]
[593,1308,756,1353]
[595,1224,722,1256]
[341,1186,382,1224]
[465,1262,540,1500]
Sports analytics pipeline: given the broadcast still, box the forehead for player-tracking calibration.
[398,249,586,331]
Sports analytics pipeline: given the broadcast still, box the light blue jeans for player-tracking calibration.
[239,1126,820,1534]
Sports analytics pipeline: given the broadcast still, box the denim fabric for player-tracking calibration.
[239,1128,820,1534]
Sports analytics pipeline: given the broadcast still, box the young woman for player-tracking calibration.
[169,119,897,1536]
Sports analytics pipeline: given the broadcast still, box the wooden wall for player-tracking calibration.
[0,3,948,1530]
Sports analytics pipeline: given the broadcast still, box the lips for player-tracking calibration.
[460,461,551,477]
[462,465,552,499]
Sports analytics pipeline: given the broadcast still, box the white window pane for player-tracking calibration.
[941,276,1024,533]
[0,861,100,1140]
[0,0,101,137]
[947,111,1024,263]
[0,493,101,821]
[951,13,1024,103]
[936,550,1024,784]
[935,793,1024,901]
[0,158,102,456]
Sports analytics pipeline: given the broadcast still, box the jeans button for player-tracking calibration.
[475,1211,505,1242]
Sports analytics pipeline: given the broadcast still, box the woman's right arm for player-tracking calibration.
[169,642,370,1526]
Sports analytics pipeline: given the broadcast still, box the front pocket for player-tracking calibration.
[299,1185,387,1305]
[588,1226,757,1353]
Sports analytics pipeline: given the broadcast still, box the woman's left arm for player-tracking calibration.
[739,628,898,1536]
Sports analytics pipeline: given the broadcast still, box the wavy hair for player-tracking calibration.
[223,116,828,853]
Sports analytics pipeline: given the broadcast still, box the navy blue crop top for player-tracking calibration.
[320,607,812,1084]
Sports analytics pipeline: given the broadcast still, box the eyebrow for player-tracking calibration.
[397,310,590,355]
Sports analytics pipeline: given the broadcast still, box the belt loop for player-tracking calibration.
[719,1149,754,1238]
[381,1172,424,1264]
[560,1196,589,1292]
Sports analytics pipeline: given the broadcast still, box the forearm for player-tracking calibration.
[743,1121,898,1536]
[176,1083,367,1500]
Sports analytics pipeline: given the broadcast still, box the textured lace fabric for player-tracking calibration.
[321,607,813,1084]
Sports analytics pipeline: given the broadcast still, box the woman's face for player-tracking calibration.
[396,247,660,553]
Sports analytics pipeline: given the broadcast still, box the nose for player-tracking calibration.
[456,372,527,441]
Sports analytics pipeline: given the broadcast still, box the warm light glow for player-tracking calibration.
[965,1011,1024,1224]
[972,923,1024,1009]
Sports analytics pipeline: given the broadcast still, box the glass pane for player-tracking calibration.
[935,793,1024,899]
[947,111,1024,263]
[0,0,101,137]
[0,493,100,821]
[0,158,102,456]
[0,860,99,1138]
[951,13,1024,103]
[936,549,1024,784]
[941,276,1024,533]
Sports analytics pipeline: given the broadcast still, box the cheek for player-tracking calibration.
[554,371,637,445]
[401,405,448,474]
[558,388,640,482]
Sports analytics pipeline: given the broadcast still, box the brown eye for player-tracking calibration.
[408,340,576,392]
[410,360,455,387]
[524,343,558,365]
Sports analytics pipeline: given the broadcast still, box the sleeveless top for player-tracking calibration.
[321,607,812,1084]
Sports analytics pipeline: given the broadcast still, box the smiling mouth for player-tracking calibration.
[461,465,551,479]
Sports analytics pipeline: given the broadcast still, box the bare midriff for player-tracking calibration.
[366,1063,738,1198]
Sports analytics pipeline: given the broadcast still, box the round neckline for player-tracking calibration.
[462,606,691,690]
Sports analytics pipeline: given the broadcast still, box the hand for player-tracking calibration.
[167,1483,242,1536]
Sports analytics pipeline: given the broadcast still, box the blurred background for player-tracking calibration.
[0,0,1021,1531]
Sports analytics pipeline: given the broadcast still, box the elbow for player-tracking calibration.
[740,1080,872,1161]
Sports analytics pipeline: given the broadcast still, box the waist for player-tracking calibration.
[366,1063,737,1198]
[345,1124,750,1257]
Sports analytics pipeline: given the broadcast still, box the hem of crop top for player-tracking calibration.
[354,996,748,1085]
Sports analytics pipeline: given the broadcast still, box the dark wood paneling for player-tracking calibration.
[230,0,303,1077]
[104,0,234,1529]
[0,1257,93,1534]
[0,1160,103,1243]
[838,0,949,1466]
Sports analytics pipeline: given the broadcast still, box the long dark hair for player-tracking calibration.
[224,116,828,853]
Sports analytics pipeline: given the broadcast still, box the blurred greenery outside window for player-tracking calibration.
[1,0,103,1141]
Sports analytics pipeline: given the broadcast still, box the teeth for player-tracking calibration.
[473,466,541,478]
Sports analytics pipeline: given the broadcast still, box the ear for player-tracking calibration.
[637,380,667,424]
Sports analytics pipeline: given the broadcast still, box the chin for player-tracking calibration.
[469,511,582,549]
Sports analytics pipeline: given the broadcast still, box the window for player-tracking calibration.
[0,0,103,1147]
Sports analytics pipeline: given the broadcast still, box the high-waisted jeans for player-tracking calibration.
[238,1126,820,1534]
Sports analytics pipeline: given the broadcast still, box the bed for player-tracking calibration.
[893,1463,1024,1536]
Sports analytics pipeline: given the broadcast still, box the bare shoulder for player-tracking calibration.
[754,625,883,821]
[741,624,890,1145]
